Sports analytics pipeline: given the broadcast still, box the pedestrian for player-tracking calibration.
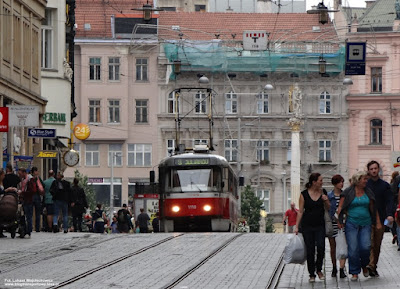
[295,172,330,283]
[18,168,33,237]
[111,216,119,233]
[366,160,394,277]
[137,208,150,233]
[338,171,380,281]
[152,212,160,233]
[390,171,399,245]
[283,202,298,233]
[327,174,347,278]
[116,204,131,233]
[43,170,56,232]
[70,178,88,232]
[92,204,107,233]
[3,163,21,191]
[0,168,19,238]
[27,167,45,232]
[50,171,72,233]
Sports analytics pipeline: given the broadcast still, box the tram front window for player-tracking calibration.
[170,168,220,192]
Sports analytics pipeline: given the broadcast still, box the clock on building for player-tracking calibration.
[63,149,79,167]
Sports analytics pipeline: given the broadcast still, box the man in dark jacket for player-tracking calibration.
[117,204,131,233]
[366,160,394,277]
[137,208,150,233]
[70,178,88,232]
[50,171,72,233]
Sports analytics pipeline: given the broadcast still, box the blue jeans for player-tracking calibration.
[302,225,325,277]
[53,200,69,231]
[23,204,33,234]
[32,194,42,232]
[345,220,371,275]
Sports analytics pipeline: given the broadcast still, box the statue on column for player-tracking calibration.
[292,85,303,119]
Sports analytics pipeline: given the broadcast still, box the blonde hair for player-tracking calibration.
[351,171,368,186]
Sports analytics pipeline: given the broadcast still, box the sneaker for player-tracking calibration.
[331,267,338,277]
[367,265,376,277]
[309,277,316,283]
[64,230,68,234]
[351,275,358,281]
[340,268,347,278]
[393,235,397,244]
[0,233,7,238]
[362,267,369,277]
[374,269,379,277]
[317,272,325,280]
[53,225,59,233]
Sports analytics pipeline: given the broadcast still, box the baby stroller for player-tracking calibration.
[0,192,26,238]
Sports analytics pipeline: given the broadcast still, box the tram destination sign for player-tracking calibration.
[174,158,210,166]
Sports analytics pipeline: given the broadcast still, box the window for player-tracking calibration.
[108,144,123,167]
[89,57,101,80]
[108,57,120,81]
[370,119,382,144]
[108,100,120,123]
[136,58,148,81]
[168,91,179,114]
[85,144,99,166]
[195,91,207,114]
[319,140,332,162]
[371,67,382,93]
[257,140,269,162]
[319,91,331,114]
[195,4,206,12]
[41,9,54,69]
[136,100,148,123]
[14,14,22,68]
[160,7,176,11]
[287,141,292,164]
[194,139,208,147]
[225,139,238,162]
[257,190,270,213]
[257,92,269,114]
[225,91,237,114]
[89,100,101,123]
[128,144,152,166]
[167,139,175,156]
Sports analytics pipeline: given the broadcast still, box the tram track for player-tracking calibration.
[48,234,184,289]
[266,253,285,289]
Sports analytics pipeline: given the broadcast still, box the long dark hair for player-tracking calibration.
[305,172,321,189]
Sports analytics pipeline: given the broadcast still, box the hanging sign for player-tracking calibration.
[0,107,9,132]
[74,123,91,140]
[7,105,39,127]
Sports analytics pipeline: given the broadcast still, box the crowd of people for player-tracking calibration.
[287,160,399,283]
[0,165,159,237]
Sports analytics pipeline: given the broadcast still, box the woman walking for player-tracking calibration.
[295,172,330,283]
[338,171,381,281]
[327,174,347,278]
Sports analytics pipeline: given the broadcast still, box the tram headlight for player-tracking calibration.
[203,205,212,212]
[172,206,180,212]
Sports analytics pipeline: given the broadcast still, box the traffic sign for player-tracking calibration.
[28,128,56,138]
[345,63,366,75]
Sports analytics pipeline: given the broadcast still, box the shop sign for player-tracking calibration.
[7,105,39,127]
[74,123,91,140]
[0,107,9,132]
[36,151,58,158]
[88,178,103,183]
[43,112,66,124]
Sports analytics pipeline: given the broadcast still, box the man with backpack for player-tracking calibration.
[117,204,131,233]
[28,167,45,232]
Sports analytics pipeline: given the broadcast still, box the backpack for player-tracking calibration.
[118,209,127,223]
[27,178,45,196]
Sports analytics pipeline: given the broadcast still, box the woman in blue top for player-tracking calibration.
[338,171,381,281]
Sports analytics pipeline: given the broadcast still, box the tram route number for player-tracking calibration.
[174,158,209,166]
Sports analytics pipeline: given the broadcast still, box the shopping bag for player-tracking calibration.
[335,229,348,259]
[283,233,307,264]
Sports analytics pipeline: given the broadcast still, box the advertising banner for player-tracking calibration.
[391,151,400,170]
[0,107,9,132]
[7,105,39,127]
[28,128,56,138]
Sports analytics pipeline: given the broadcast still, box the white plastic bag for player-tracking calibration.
[283,233,307,264]
[335,229,348,259]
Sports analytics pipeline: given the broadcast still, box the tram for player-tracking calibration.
[158,146,239,232]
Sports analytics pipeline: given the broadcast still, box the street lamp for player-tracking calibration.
[307,1,338,25]
[110,151,122,221]
[131,0,163,22]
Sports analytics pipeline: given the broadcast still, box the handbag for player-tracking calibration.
[335,229,348,259]
[324,209,333,237]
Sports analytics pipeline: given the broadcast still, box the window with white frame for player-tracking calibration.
[89,57,101,80]
[257,189,270,213]
[41,8,54,69]
[128,144,152,166]
[108,100,120,123]
[85,144,99,166]
[257,92,269,114]
[73,143,81,166]
[136,100,148,123]
[108,144,123,167]
[319,91,331,114]
[167,139,175,156]
[225,139,238,162]
[136,58,148,81]
[287,141,292,163]
[257,140,269,162]
[195,91,207,114]
[89,100,101,123]
[370,119,382,144]
[319,140,332,162]
[371,67,382,93]
[108,57,120,81]
[168,91,179,114]
[225,91,237,114]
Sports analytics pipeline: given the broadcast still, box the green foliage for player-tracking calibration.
[265,216,275,233]
[241,185,263,232]
[74,170,96,211]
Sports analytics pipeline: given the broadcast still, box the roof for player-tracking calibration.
[357,0,397,30]
[342,7,367,24]
[158,12,339,43]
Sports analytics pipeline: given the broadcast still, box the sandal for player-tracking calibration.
[317,272,325,280]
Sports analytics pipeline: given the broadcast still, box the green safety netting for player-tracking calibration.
[163,41,346,79]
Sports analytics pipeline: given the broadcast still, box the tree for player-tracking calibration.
[241,185,263,232]
[265,216,275,233]
[74,170,96,211]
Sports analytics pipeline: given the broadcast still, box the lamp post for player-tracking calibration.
[110,152,121,221]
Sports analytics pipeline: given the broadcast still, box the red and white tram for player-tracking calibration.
[158,148,239,232]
